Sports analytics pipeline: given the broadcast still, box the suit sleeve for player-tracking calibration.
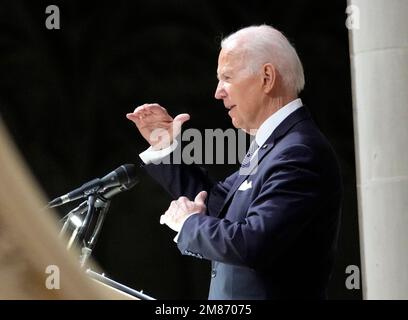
[143,160,239,217]
[176,145,329,268]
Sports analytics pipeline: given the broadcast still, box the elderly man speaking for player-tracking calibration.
[126,25,342,300]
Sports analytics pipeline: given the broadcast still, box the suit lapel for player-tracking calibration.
[216,141,275,217]
[216,106,311,218]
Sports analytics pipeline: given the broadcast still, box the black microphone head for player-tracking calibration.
[123,176,139,189]
[101,164,137,189]
[99,175,139,200]
[116,164,137,185]
[48,164,139,208]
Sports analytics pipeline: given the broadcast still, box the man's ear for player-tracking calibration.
[262,63,276,94]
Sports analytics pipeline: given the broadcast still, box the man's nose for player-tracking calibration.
[214,81,227,100]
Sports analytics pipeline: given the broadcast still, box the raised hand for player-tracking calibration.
[126,103,190,150]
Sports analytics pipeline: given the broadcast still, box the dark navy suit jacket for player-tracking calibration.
[143,107,342,299]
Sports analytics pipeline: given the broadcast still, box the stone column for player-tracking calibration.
[348,0,408,299]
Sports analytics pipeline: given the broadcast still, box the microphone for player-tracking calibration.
[69,177,139,215]
[48,164,137,208]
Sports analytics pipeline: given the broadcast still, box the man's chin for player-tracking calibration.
[231,119,249,133]
[230,117,241,129]
[232,122,256,135]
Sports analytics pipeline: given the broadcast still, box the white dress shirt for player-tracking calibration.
[251,98,303,159]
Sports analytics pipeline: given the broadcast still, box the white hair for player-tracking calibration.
[221,25,305,95]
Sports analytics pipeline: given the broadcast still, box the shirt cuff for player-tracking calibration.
[173,213,198,243]
[139,140,178,164]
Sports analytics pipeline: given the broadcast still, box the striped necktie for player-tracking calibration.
[241,140,259,167]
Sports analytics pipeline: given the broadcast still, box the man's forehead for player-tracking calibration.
[217,48,245,74]
[219,47,242,61]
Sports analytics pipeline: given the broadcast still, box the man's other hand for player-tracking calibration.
[160,191,207,232]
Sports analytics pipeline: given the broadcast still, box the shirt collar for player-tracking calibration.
[255,98,303,147]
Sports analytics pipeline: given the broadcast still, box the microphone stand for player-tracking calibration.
[57,182,155,299]
[59,192,111,268]
[79,195,111,268]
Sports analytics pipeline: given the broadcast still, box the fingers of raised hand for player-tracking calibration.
[147,104,168,115]
[129,106,172,126]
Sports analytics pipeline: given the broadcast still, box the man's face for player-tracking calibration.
[215,48,264,132]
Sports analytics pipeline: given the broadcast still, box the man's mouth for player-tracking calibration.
[228,105,236,117]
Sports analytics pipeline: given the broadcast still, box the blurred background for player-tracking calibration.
[0,0,361,299]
